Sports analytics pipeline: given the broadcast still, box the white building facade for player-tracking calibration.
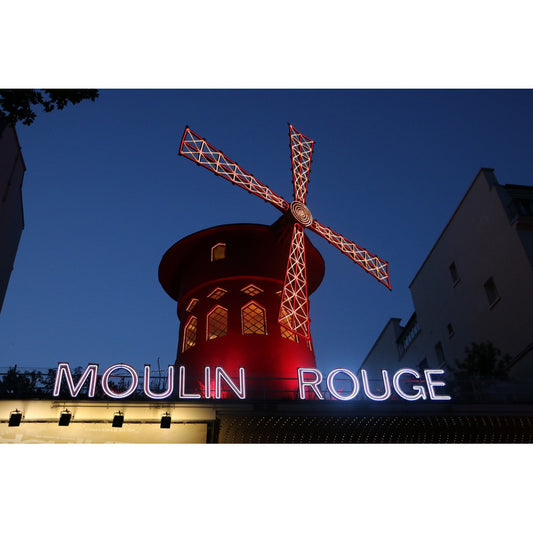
[360,168,533,381]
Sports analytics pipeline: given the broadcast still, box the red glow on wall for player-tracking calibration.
[159,223,325,399]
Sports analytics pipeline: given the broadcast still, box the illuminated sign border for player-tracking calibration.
[53,363,451,402]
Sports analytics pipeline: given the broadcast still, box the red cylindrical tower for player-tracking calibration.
[158,221,325,399]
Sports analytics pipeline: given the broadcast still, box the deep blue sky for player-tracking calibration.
[1,89,532,373]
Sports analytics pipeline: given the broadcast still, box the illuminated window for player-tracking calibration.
[211,243,226,262]
[279,307,298,342]
[208,287,227,300]
[186,298,199,312]
[241,284,263,297]
[183,316,198,351]
[280,325,298,342]
[242,302,266,335]
[207,306,228,340]
[484,277,500,307]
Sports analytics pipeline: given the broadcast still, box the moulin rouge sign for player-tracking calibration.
[53,363,451,402]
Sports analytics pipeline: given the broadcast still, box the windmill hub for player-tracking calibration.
[290,201,313,227]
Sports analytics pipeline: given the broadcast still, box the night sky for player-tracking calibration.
[1,89,532,374]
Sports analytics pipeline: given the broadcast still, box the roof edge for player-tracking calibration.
[408,168,496,289]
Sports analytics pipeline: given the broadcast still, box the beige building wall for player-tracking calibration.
[360,169,533,379]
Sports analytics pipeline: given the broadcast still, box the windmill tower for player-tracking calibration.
[159,125,390,399]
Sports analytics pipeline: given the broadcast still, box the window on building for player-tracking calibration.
[279,307,298,342]
[447,323,454,338]
[280,326,298,342]
[211,243,226,262]
[241,284,263,297]
[435,342,445,366]
[207,306,228,340]
[280,323,298,342]
[242,302,266,335]
[185,298,199,312]
[483,277,500,307]
[449,262,460,285]
[208,287,227,300]
[183,316,198,351]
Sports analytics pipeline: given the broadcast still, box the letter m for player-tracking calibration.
[53,363,99,397]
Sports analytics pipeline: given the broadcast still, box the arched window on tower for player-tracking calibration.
[208,287,227,300]
[207,305,228,340]
[211,243,226,262]
[183,316,198,352]
[242,301,267,335]
[279,307,298,342]
[186,298,199,312]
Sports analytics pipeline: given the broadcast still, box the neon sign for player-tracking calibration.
[53,362,246,400]
[53,363,451,402]
[298,367,451,401]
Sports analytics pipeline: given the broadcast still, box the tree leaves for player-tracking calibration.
[452,341,512,380]
[0,89,99,126]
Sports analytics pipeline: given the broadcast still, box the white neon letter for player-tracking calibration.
[101,364,139,399]
[361,369,392,401]
[297,368,324,400]
[204,366,211,399]
[326,368,360,401]
[143,365,175,399]
[53,363,99,397]
[215,367,246,400]
[178,366,201,399]
[424,369,452,400]
[392,368,427,401]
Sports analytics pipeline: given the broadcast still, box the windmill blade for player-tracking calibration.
[289,124,314,204]
[179,127,289,212]
[278,223,310,338]
[310,218,391,289]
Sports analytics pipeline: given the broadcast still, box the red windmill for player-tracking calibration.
[178,124,391,340]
